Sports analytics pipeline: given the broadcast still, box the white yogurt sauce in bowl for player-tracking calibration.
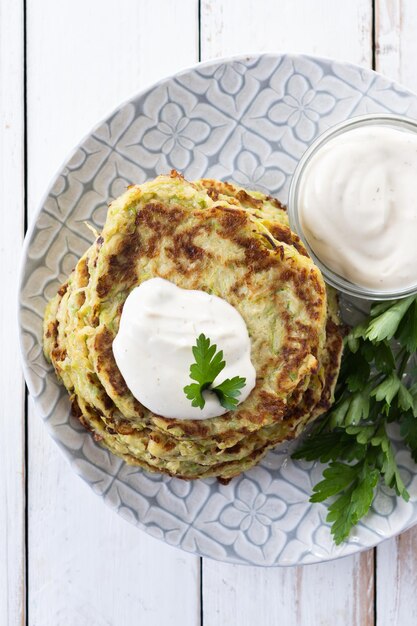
[112,278,256,420]
[288,114,417,300]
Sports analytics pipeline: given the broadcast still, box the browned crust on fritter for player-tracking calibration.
[44,172,344,483]
[65,305,343,481]
[314,319,344,413]
[198,178,287,212]
[71,395,95,434]
[78,257,90,288]
[45,320,58,341]
[96,230,141,298]
[160,418,210,438]
[89,201,327,435]
[268,223,308,257]
[235,189,264,209]
[256,392,286,421]
[94,327,130,396]
[197,179,306,261]
[57,282,68,297]
[51,346,67,362]
[165,223,213,274]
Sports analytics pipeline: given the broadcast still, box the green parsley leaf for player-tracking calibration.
[366,296,414,343]
[183,334,246,411]
[346,332,360,353]
[346,424,377,445]
[345,389,371,425]
[327,397,351,429]
[292,429,366,464]
[326,462,379,545]
[212,376,246,411]
[373,341,396,374]
[370,424,409,499]
[371,373,400,406]
[183,382,206,409]
[401,411,417,462]
[369,300,396,318]
[346,353,370,392]
[348,322,368,342]
[311,461,359,502]
[327,387,371,430]
[395,300,417,353]
[409,382,417,414]
[189,333,225,387]
[293,295,417,544]
[380,445,409,500]
[398,383,414,412]
[310,460,379,544]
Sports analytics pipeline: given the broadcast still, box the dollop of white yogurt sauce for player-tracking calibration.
[113,278,256,420]
[298,125,417,291]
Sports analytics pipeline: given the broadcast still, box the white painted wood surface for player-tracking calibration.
[201,2,375,625]
[203,551,374,626]
[0,0,25,624]
[376,529,417,625]
[26,2,200,625]
[374,2,417,623]
[1,0,416,624]
[201,0,372,65]
[375,0,417,92]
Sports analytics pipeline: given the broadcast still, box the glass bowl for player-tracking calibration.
[288,113,417,300]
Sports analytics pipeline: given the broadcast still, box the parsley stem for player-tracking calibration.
[369,373,385,385]
[398,350,411,378]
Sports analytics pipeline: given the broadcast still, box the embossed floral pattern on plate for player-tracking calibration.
[19,54,417,566]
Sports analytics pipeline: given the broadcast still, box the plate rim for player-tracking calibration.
[18,51,417,567]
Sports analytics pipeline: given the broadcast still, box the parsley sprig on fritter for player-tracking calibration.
[184,334,246,410]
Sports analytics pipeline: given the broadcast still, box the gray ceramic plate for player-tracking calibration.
[19,53,417,566]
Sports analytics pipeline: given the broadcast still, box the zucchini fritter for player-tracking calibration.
[44,172,342,481]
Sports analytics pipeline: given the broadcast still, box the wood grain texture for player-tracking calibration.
[375,3,417,624]
[15,0,417,624]
[27,426,200,626]
[201,0,372,65]
[375,0,417,92]
[203,551,374,626]
[200,2,376,625]
[376,529,417,625]
[0,0,26,624]
[26,2,200,625]
[27,0,199,215]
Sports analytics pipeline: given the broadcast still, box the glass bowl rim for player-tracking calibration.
[288,113,417,301]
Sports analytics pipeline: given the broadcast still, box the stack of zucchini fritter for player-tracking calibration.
[43,172,343,482]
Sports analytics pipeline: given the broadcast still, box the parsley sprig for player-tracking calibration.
[293,295,417,545]
[184,334,246,411]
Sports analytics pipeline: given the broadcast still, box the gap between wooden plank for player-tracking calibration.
[372,10,377,622]
[372,0,377,69]
[198,3,204,623]
[23,1,29,624]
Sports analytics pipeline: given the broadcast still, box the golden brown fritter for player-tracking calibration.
[43,171,342,481]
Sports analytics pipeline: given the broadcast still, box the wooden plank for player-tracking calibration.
[0,0,26,624]
[200,2,375,625]
[375,0,417,92]
[26,2,200,625]
[376,529,417,625]
[203,551,374,626]
[201,0,372,65]
[27,0,200,214]
[374,3,417,624]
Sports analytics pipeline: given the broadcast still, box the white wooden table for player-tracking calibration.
[2,1,417,624]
